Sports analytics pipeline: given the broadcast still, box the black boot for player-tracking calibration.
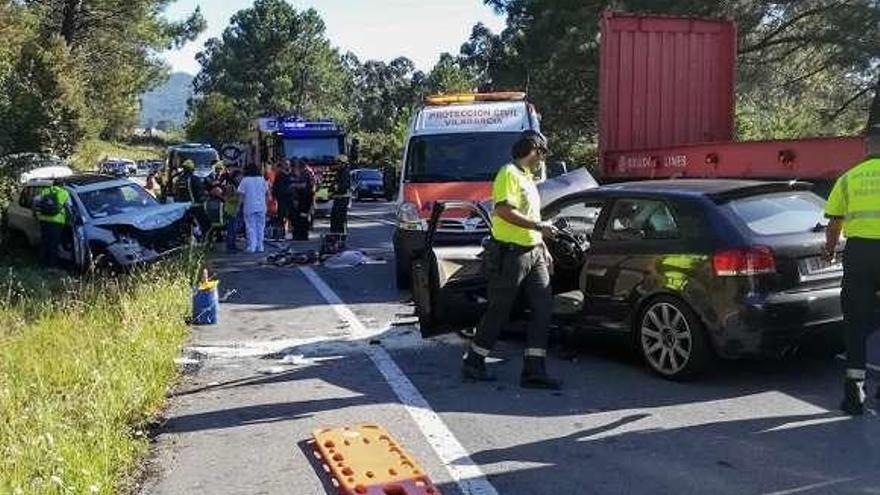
[520,356,562,390]
[461,351,495,382]
[841,379,866,416]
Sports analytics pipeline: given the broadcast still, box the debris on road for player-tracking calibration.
[323,250,386,269]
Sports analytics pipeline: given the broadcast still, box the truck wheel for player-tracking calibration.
[636,296,711,381]
[395,251,412,290]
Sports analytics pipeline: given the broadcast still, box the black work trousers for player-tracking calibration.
[290,201,311,241]
[841,238,880,377]
[191,204,212,240]
[472,241,553,355]
[39,221,63,268]
[331,196,349,234]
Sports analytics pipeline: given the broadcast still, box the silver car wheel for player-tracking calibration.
[640,302,692,376]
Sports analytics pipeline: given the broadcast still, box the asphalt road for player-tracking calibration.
[140,200,880,495]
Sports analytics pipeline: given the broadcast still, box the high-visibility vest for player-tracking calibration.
[826,158,880,239]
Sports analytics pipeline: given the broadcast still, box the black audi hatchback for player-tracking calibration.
[413,177,844,380]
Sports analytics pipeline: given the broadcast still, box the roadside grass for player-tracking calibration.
[0,250,202,494]
[71,139,164,172]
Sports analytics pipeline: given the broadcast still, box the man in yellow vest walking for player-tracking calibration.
[824,126,880,415]
[462,130,562,389]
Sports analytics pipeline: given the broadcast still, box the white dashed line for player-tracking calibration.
[299,266,499,495]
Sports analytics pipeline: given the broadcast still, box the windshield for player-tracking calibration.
[79,184,159,218]
[405,132,522,183]
[172,149,219,170]
[355,170,382,181]
[727,192,827,235]
[283,137,342,161]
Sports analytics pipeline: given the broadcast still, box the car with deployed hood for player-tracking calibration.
[3,174,191,271]
[412,170,844,380]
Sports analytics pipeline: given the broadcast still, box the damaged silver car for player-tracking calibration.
[4,174,191,271]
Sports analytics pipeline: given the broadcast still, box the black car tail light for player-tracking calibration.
[713,246,777,277]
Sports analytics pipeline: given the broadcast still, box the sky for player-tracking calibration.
[161,0,507,75]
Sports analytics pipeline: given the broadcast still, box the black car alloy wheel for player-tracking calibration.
[637,296,709,380]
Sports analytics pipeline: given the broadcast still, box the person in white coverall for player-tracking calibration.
[237,164,269,253]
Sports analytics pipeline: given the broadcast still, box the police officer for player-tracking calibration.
[824,125,880,415]
[462,130,561,389]
[36,182,71,269]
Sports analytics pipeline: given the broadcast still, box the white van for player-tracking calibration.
[392,92,541,288]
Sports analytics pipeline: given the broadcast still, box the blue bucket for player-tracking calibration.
[192,286,220,325]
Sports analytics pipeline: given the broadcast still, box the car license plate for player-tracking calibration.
[799,256,842,277]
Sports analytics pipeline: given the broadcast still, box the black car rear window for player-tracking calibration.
[727,191,826,235]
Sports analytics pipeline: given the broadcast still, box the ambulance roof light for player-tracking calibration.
[424,92,526,105]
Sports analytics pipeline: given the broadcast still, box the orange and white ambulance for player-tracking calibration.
[393,92,542,288]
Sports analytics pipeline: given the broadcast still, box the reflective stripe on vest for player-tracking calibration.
[845,210,880,220]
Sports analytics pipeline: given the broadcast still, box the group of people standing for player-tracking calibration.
[193,158,322,253]
[272,159,316,241]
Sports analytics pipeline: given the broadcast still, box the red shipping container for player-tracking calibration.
[598,11,864,185]
[599,12,737,153]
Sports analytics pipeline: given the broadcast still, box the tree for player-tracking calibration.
[350,56,421,132]
[185,92,251,148]
[22,0,205,139]
[424,53,476,94]
[0,3,34,155]
[192,0,352,128]
[2,36,89,157]
[468,0,605,159]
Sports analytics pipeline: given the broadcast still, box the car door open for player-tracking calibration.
[412,200,492,337]
[412,168,599,337]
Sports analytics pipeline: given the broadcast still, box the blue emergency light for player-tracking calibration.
[277,118,342,138]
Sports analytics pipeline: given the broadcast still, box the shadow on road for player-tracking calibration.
[155,321,879,494]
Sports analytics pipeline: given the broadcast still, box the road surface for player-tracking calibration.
[140,200,880,495]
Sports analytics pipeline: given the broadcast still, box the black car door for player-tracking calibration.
[582,197,690,331]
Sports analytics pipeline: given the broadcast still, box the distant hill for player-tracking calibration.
[139,72,194,128]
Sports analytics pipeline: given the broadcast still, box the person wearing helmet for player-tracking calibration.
[174,159,212,241]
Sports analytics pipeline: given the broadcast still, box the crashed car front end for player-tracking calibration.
[86,204,191,267]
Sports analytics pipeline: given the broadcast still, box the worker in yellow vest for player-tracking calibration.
[35,183,71,269]
[462,130,561,389]
[824,126,880,415]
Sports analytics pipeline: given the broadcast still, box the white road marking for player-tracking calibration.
[762,477,858,495]
[299,266,499,495]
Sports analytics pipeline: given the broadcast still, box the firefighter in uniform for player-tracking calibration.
[824,126,880,415]
[173,160,212,241]
[462,130,561,389]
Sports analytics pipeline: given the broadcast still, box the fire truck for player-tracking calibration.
[253,116,348,216]
[596,12,865,194]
